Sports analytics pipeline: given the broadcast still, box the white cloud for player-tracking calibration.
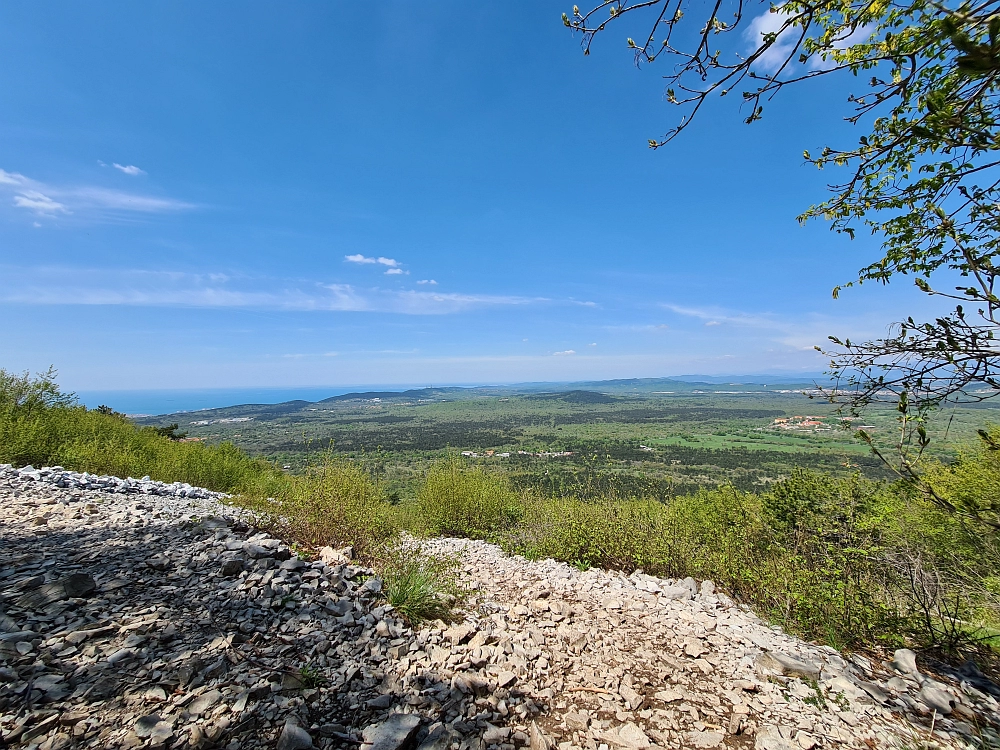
[385,268,407,275]
[0,167,192,221]
[705,320,721,326]
[553,350,576,356]
[744,6,799,73]
[745,6,875,73]
[806,22,876,70]
[0,169,28,186]
[0,266,542,315]
[589,343,597,346]
[14,191,67,215]
[113,164,146,176]
[417,279,438,285]
[344,254,401,268]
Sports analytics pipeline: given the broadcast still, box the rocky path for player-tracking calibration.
[0,466,997,750]
[424,538,1000,750]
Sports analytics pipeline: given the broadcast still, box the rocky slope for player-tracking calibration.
[0,465,997,750]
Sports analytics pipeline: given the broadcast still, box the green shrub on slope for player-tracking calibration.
[240,457,399,558]
[0,368,285,495]
[416,457,523,540]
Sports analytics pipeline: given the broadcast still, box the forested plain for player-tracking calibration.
[135,377,999,501]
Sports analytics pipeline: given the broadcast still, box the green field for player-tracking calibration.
[135,377,1000,501]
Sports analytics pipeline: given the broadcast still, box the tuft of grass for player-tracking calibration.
[378,544,464,624]
[298,663,326,688]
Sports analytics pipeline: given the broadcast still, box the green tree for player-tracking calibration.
[565,0,1000,407]
[566,0,1000,511]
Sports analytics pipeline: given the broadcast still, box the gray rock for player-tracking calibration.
[660,585,692,601]
[619,683,643,709]
[149,722,174,747]
[417,724,459,750]
[497,670,517,688]
[64,572,98,597]
[107,647,135,665]
[530,722,551,750]
[918,685,954,715]
[614,722,651,749]
[362,713,421,750]
[756,651,822,680]
[244,543,272,559]
[135,714,163,739]
[146,554,171,571]
[565,711,590,731]
[892,648,922,680]
[685,731,724,749]
[755,727,799,750]
[188,688,221,716]
[857,680,890,705]
[483,725,510,744]
[220,559,245,576]
[277,720,315,750]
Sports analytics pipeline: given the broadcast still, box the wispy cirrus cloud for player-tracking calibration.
[13,191,68,215]
[0,168,193,220]
[661,300,907,352]
[0,266,542,315]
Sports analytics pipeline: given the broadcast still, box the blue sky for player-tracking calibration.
[0,2,939,390]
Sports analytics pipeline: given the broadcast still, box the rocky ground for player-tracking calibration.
[1,466,999,750]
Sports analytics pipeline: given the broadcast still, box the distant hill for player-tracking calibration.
[318,387,466,403]
[133,374,827,420]
[527,390,618,404]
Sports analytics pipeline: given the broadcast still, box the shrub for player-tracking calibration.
[239,457,399,558]
[0,368,286,495]
[416,457,524,540]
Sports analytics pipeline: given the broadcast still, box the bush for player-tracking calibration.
[416,457,524,540]
[240,457,399,558]
[0,368,286,495]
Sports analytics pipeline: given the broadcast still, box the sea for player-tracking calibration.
[73,385,430,417]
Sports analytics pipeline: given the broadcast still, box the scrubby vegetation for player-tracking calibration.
[4,368,1000,658]
[0,369,287,495]
[414,457,523,540]
[238,456,397,559]
[378,544,465,624]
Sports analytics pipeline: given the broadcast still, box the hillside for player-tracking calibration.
[1,465,996,750]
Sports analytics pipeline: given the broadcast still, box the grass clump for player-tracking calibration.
[415,457,523,540]
[378,543,465,624]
